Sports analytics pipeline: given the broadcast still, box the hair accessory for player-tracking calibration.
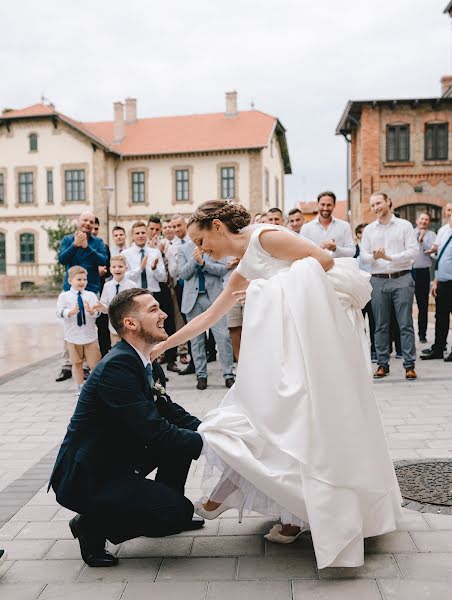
[226,198,233,206]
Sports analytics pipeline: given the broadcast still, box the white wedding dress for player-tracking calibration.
[198,224,402,569]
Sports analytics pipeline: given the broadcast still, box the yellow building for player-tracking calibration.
[0,93,291,293]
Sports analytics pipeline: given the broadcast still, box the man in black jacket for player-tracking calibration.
[49,288,204,567]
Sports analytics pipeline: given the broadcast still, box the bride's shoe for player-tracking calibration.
[264,523,308,544]
[194,489,245,523]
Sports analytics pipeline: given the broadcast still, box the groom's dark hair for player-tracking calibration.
[109,288,151,335]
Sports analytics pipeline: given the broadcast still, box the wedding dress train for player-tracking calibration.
[198,225,402,569]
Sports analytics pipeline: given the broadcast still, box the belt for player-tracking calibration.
[372,270,411,279]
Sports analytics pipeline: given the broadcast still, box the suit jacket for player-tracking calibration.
[178,240,228,314]
[49,339,202,513]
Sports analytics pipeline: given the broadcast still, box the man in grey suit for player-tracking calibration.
[178,239,235,390]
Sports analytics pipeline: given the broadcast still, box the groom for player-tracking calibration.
[49,288,204,567]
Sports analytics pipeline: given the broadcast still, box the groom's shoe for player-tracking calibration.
[182,515,205,531]
[69,515,118,568]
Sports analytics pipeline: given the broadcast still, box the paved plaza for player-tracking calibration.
[0,326,452,599]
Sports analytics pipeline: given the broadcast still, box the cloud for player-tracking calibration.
[1,0,449,207]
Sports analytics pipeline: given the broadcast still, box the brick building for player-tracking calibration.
[336,81,452,230]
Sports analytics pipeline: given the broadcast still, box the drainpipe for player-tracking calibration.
[341,132,351,223]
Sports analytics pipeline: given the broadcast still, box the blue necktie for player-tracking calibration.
[144,363,154,389]
[140,248,148,289]
[77,291,86,327]
[197,265,206,293]
[115,283,120,295]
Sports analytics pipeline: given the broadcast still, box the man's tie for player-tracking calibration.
[144,363,154,389]
[115,283,120,295]
[140,248,148,289]
[77,291,86,327]
[197,266,206,293]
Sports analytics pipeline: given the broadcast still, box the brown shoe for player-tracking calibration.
[167,361,180,373]
[405,368,417,380]
[373,365,389,379]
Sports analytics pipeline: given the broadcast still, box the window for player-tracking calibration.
[0,232,5,274]
[47,170,53,203]
[425,123,448,160]
[19,233,35,263]
[18,172,33,203]
[0,173,4,205]
[29,133,38,152]
[265,169,269,204]
[386,125,410,162]
[175,169,189,201]
[131,171,145,203]
[275,176,279,208]
[65,169,85,202]
[221,167,235,199]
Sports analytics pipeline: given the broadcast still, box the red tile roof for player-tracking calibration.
[1,103,278,156]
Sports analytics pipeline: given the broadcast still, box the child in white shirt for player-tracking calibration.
[57,265,102,395]
[99,255,137,346]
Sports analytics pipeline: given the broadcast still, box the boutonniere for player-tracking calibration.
[151,381,167,398]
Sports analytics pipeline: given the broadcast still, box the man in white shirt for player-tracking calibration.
[360,193,418,380]
[123,222,166,293]
[412,212,436,343]
[300,191,355,257]
[266,207,284,226]
[287,208,304,234]
[110,226,128,255]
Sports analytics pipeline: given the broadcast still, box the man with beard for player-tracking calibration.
[360,192,418,380]
[300,191,355,257]
[49,288,204,567]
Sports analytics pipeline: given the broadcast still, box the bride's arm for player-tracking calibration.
[151,270,249,359]
[260,230,335,271]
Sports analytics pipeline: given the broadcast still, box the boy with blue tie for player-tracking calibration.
[57,266,102,396]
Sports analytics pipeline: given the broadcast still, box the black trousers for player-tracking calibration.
[432,280,452,352]
[96,313,111,358]
[414,268,431,339]
[154,285,177,362]
[362,301,376,354]
[82,454,194,544]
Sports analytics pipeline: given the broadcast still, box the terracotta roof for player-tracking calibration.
[84,110,277,156]
[0,103,291,172]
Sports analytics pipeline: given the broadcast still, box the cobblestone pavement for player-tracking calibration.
[0,326,452,599]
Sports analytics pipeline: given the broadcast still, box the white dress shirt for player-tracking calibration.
[123,243,166,292]
[360,215,418,274]
[57,288,99,344]
[413,228,436,269]
[100,277,138,333]
[166,235,191,279]
[110,244,128,256]
[300,216,355,257]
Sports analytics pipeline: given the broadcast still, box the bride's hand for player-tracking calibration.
[232,290,247,305]
[150,342,167,362]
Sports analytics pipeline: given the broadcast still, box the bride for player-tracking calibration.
[151,200,402,569]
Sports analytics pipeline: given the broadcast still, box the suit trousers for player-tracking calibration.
[414,267,431,339]
[432,280,452,352]
[370,273,416,369]
[186,293,234,380]
[78,454,194,544]
[154,285,178,362]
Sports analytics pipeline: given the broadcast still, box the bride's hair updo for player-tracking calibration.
[188,200,251,233]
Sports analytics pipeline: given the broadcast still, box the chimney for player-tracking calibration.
[225,91,238,117]
[125,97,137,124]
[113,101,124,143]
[441,75,452,97]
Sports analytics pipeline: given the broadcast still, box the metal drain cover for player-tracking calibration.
[395,461,452,506]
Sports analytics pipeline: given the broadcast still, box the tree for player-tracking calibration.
[43,216,76,288]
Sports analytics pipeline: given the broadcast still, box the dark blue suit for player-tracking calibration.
[59,234,108,294]
[49,339,203,543]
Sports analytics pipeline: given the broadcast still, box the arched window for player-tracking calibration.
[19,232,35,263]
[0,232,5,274]
[29,133,38,152]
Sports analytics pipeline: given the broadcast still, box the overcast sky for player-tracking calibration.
[1,0,450,209]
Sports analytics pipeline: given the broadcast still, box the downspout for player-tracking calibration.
[341,132,351,223]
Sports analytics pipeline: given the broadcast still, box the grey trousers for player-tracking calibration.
[186,293,234,380]
[370,273,416,369]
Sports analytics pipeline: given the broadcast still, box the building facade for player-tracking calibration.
[336,82,452,230]
[0,93,291,293]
